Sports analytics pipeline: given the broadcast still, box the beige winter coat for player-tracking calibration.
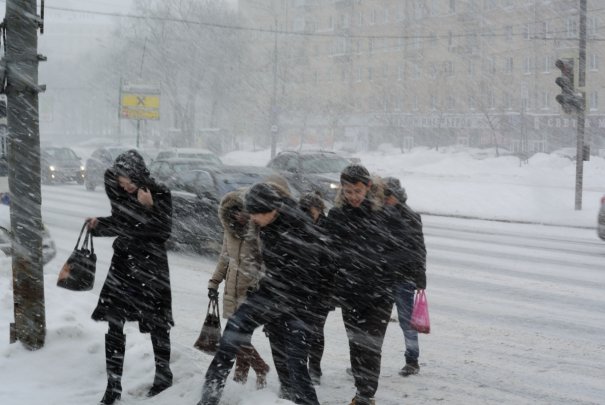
[207,191,263,318]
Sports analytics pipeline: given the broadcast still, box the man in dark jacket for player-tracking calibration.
[87,150,174,404]
[383,177,427,377]
[324,165,407,405]
[198,182,323,405]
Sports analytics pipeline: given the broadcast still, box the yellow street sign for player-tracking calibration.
[120,81,161,121]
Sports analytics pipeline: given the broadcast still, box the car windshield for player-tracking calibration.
[215,172,267,196]
[44,148,78,160]
[172,161,215,173]
[179,153,222,165]
[301,156,349,174]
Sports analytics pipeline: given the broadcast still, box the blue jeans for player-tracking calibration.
[394,281,419,363]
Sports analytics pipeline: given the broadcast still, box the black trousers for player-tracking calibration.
[199,291,319,405]
[342,297,394,401]
[307,306,330,374]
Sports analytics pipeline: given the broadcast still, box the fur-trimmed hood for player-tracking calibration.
[333,175,385,211]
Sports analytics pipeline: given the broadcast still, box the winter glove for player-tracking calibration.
[208,288,219,300]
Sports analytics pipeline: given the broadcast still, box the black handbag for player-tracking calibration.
[193,296,222,355]
[57,222,96,291]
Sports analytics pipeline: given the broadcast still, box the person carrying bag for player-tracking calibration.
[194,294,222,355]
[57,221,96,291]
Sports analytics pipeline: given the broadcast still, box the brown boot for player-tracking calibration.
[248,346,270,390]
[233,349,250,384]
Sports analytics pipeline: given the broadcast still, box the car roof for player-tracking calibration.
[276,149,341,156]
[158,148,216,154]
[154,158,219,164]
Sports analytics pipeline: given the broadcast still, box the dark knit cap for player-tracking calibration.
[245,182,283,214]
[340,164,371,185]
[299,192,325,213]
[383,176,407,203]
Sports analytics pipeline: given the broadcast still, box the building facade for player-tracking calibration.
[239,0,605,154]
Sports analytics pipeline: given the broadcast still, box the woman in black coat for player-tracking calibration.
[87,150,173,404]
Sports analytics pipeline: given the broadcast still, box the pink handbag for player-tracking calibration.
[410,290,430,334]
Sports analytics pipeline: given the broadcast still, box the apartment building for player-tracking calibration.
[239,0,605,154]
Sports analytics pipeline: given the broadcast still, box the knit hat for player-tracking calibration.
[245,182,283,214]
[340,164,371,185]
[299,192,325,213]
[383,176,407,203]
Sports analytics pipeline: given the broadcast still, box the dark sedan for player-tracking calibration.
[267,150,352,202]
[167,165,288,254]
[41,147,85,185]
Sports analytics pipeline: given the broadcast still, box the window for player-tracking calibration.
[383,7,389,24]
[504,93,513,110]
[468,60,476,76]
[412,94,419,110]
[588,16,599,37]
[542,21,550,38]
[413,63,421,80]
[486,57,496,74]
[504,57,513,74]
[523,56,532,74]
[398,65,405,81]
[429,63,438,79]
[444,61,454,76]
[543,55,551,73]
[356,66,363,82]
[487,90,496,109]
[566,17,578,38]
[382,64,389,78]
[449,0,456,14]
[524,24,531,40]
[430,95,438,110]
[368,67,373,81]
[589,54,599,71]
[505,26,513,41]
[590,91,599,111]
[447,95,455,110]
[370,8,376,25]
[468,95,476,110]
[368,38,374,54]
[541,91,550,110]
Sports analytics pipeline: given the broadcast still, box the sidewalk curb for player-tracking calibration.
[419,211,595,230]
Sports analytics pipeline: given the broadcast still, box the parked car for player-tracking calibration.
[266,150,352,201]
[84,146,152,191]
[155,148,223,166]
[149,158,221,188]
[598,195,605,240]
[41,147,85,185]
[0,204,56,265]
[167,165,289,253]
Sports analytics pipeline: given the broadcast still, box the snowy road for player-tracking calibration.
[1,183,604,405]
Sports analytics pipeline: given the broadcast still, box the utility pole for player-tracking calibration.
[3,0,46,349]
[270,19,278,159]
[575,0,587,210]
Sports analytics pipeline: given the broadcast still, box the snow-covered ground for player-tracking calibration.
[1,147,604,405]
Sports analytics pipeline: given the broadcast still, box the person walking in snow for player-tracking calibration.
[382,177,427,377]
[298,192,335,385]
[206,190,270,389]
[324,165,407,405]
[198,182,325,405]
[86,150,174,405]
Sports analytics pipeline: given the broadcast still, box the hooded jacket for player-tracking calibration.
[91,151,173,332]
[208,190,263,318]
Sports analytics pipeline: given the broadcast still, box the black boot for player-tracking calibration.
[100,332,125,405]
[148,329,173,397]
[399,360,420,376]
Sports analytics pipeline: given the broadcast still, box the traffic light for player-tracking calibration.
[555,58,583,114]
